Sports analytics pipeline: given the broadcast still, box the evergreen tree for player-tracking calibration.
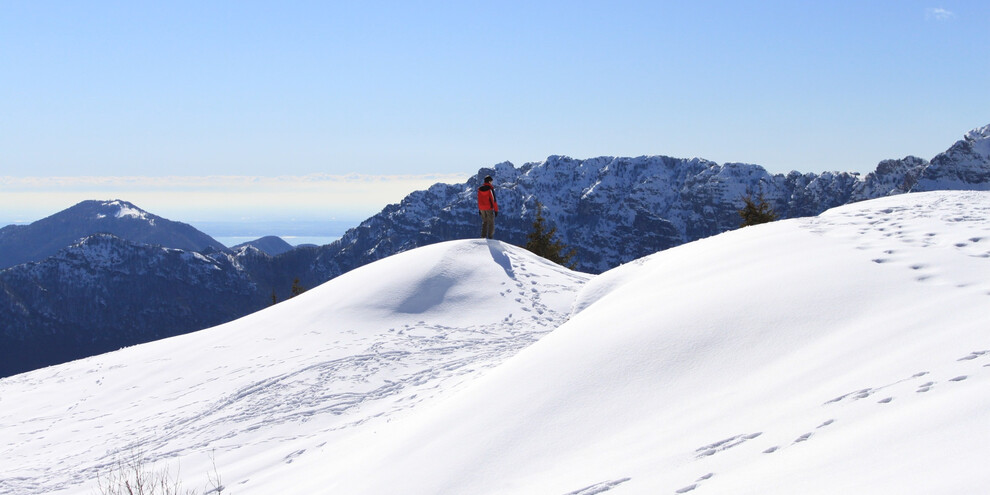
[738,192,778,227]
[270,288,278,306]
[291,278,306,298]
[525,202,577,269]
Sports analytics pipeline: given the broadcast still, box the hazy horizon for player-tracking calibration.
[0,173,466,226]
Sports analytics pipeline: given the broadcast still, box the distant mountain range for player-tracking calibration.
[1,124,988,377]
[289,123,990,276]
[0,200,228,269]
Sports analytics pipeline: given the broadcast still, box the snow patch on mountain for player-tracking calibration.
[89,200,155,224]
[965,123,990,142]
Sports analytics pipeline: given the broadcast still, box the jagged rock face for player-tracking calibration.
[304,127,990,276]
[0,234,262,377]
[915,124,990,190]
[849,156,929,200]
[0,200,229,269]
[287,163,863,275]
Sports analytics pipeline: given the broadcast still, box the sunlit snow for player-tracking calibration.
[102,200,154,224]
[1,191,988,495]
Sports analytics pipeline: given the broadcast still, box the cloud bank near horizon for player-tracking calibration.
[0,173,468,224]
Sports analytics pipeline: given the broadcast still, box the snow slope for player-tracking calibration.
[2,191,989,494]
[312,190,990,494]
[0,240,589,494]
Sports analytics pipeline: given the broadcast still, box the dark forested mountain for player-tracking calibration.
[0,234,263,376]
[231,236,295,256]
[0,200,228,269]
[1,124,988,377]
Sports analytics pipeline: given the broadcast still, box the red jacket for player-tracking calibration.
[477,184,498,212]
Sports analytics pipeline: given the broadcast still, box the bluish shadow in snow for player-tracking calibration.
[487,239,514,277]
[396,274,456,314]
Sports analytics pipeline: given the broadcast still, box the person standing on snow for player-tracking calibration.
[477,175,499,239]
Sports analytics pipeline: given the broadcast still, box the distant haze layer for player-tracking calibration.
[0,173,467,224]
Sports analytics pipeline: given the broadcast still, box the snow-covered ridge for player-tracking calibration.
[0,239,590,494]
[965,123,990,141]
[323,190,990,494]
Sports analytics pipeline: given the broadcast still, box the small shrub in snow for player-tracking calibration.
[95,450,225,495]
[96,453,194,495]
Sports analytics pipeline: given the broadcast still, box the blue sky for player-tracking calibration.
[1,1,988,224]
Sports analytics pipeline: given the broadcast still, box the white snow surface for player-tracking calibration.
[104,199,154,224]
[3,191,990,494]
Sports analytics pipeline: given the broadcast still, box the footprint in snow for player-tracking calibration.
[694,432,762,458]
[826,388,874,404]
[563,477,631,495]
[283,449,306,464]
[957,351,989,361]
[673,471,714,494]
[853,390,872,400]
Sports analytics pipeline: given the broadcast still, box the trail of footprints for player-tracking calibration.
[802,203,990,294]
[674,348,990,493]
[868,232,990,288]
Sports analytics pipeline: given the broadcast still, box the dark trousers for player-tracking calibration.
[480,210,495,239]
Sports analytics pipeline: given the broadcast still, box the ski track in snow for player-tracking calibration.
[0,242,590,495]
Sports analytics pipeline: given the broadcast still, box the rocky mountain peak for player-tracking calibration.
[965,123,990,142]
[915,124,990,190]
